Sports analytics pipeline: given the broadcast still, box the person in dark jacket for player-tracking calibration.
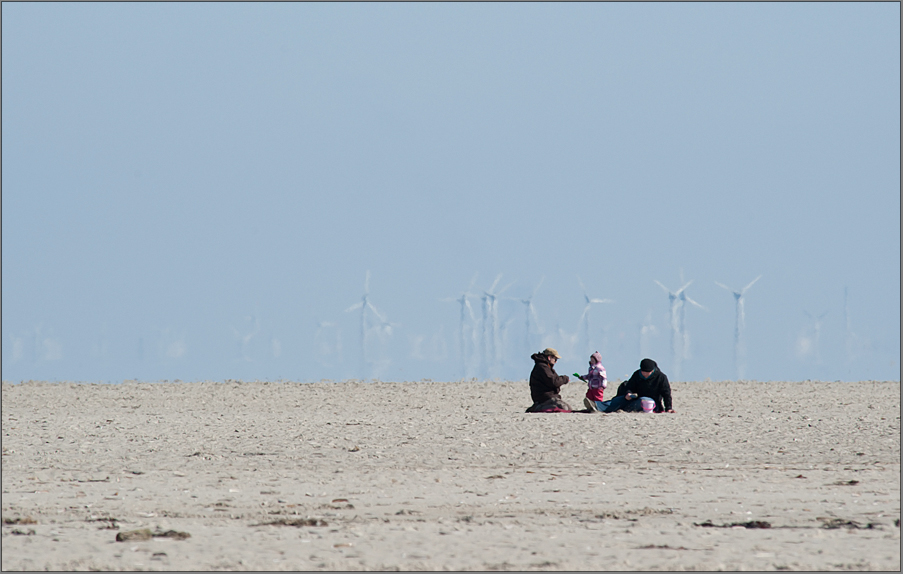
[526,348,572,412]
[600,358,675,413]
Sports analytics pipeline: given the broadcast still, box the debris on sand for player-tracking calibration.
[3,517,37,525]
[116,529,153,541]
[817,518,877,530]
[594,507,674,521]
[253,518,327,527]
[156,529,191,539]
[88,517,120,530]
[695,520,772,529]
[115,528,191,542]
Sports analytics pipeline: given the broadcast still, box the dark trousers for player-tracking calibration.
[599,395,650,413]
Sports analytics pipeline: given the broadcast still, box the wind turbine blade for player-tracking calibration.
[684,296,706,310]
[715,281,732,292]
[344,302,363,313]
[589,298,613,304]
[580,304,591,322]
[465,299,476,323]
[367,301,387,323]
[488,274,502,294]
[497,280,516,297]
[676,280,693,295]
[531,276,544,299]
[577,275,587,296]
[742,275,762,293]
[529,302,540,328]
[364,270,371,294]
[467,272,479,291]
[654,280,671,294]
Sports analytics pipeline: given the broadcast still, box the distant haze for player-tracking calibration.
[2,3,899,383]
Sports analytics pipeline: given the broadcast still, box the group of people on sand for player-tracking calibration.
[526,348,675,414]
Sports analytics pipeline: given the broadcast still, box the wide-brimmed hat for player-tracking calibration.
[542,348,561,359]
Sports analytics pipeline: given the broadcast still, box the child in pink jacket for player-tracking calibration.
[579,351,608,412]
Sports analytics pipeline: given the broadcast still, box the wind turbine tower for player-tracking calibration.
[344,271,391,379]
[510,276,544,358]
[654,279,693,381]
[639,309,658,359]
[577,276,613,357]
[844,286,854,364]
[232,313,261,362]
[715,275,761,380]
[677,282,705,363]
[441,274,479,379]
[481,274,514,379]
[804,310,828,365]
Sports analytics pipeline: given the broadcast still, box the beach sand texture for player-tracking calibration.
[2,379,900,571]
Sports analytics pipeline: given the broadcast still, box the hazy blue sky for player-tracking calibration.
[3,2,899,384]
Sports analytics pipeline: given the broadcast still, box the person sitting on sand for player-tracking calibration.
[598,358,675,413]
[578,352,608,412]
[525,348,572,413]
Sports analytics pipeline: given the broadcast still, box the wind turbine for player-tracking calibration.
[508,276,544,358]
[481,274,515,378]
[497,313,518,378]
[677,282,706,363]
[803,310,828,365]
[231,313,260,361]
[555,321,580,361]
[577,276,613,357]
[715,275,761,380]
[440,273,480,379]
[639,309,658,359]
[344,271,392,379]
[843,287,851,362]
[654,278,694,381]
[314,320,342,367]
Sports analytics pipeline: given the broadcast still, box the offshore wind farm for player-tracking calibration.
[2,2,898,386]
[2,264,896,384]
[282,269,882,384]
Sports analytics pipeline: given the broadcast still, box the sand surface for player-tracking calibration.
[2,378,900,571]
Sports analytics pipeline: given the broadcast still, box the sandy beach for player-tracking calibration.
[1,378,899,571]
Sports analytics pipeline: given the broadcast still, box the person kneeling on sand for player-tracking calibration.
[525,348,572,413]
[598,358,675,413]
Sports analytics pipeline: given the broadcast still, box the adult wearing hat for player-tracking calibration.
[597,358,675,413]
[526,348,572,413]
